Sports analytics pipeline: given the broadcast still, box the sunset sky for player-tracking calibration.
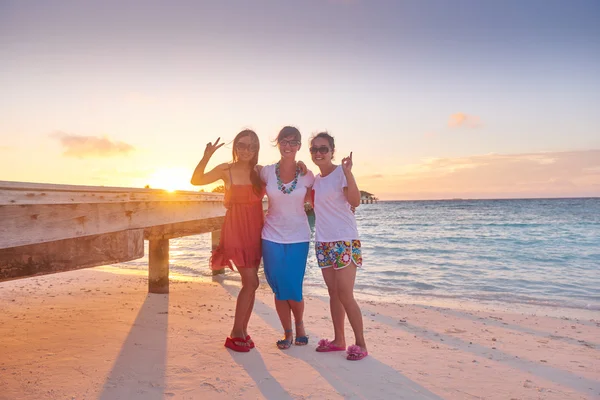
[1,0,599,200]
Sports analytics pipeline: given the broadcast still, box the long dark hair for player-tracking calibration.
[232,129,263,195]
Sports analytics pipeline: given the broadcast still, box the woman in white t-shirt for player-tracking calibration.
[310,132,368,361]
[261,126,315,350]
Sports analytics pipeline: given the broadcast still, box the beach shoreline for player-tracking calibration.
[1,266,598,399]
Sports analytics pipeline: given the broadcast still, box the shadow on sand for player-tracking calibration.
[359,301,600,398]
[218,280,443,400]
[99,293,169,400]
[227,345,295,400]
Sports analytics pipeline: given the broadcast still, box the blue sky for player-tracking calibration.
[1,0,599,199]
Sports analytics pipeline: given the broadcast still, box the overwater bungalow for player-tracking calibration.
[360,190,378,204]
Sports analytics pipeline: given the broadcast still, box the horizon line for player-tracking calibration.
[379,196,600,202]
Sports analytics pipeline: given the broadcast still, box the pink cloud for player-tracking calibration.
[50,131,135,158]
[448,113,482,128]
[359,149,600,200]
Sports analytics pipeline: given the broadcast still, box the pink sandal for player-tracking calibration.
[346,345,368,360]
[316,338,346,352]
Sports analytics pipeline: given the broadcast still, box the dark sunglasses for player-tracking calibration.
[309,146,330,155]
[236,142,259,152]
[279,139,301,147]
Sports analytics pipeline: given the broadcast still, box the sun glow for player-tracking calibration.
[146,167,196,192]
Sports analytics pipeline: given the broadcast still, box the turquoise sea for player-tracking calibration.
[119,198,600,313]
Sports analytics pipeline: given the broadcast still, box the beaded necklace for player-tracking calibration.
[275,162,300,194]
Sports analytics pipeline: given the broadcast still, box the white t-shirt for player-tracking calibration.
[313,165,359,242]
[261,163,315,244]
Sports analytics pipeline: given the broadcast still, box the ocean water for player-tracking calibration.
[119,198,600,312]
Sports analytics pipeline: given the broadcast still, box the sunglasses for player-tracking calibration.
[309,146,330,155]
[235,142,259,152]
[279,139,301,147]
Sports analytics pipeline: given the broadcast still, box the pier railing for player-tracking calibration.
[0,181,227,293]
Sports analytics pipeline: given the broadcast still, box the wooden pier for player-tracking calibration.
[0,181,227,293]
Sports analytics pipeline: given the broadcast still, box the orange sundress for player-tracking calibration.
[210,183,265,271]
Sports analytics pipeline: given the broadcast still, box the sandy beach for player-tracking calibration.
[1,267,598,400]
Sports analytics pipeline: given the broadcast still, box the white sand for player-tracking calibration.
[0,267,598,400]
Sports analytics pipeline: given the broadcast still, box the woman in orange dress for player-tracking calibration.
[190,129,265,352]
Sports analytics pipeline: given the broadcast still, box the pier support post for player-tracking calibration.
[149,238,169,293]
[211,230,226,275]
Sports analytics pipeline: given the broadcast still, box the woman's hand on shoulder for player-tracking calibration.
[297,160,308,176]
[255,164,266,183]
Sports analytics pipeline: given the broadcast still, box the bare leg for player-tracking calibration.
[289,299,307,343]
[242,290,256,338]
[230,267,259,342]
[336,263,367,351]
[275,297,293,343]
[321,267,346,348]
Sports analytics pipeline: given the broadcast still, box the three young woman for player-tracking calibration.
[191,128,367,360]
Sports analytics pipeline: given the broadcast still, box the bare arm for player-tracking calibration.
[190,137,227,186]
[342,152,361,208]
[191,161,228,186]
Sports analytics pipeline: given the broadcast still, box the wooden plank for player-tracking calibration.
[0,229,144,282]
[0,201,226,250]
[0,180,223,205]
[143,216,225,240]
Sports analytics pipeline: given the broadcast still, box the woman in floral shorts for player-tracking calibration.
[309,132,368,361]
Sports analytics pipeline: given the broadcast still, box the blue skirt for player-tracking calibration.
[262,239,309,302]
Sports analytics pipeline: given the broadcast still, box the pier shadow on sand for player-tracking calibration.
[99,293,169,400]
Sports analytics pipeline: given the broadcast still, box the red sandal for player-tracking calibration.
[225,337,250,352]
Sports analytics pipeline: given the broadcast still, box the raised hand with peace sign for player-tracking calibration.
[190,136,229,186]
[204,137,225,159]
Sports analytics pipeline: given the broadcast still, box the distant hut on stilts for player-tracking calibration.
[360,190,378,204]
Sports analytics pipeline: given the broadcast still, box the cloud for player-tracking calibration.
[363,174,384,180]
[448,113,482,128]
[360,149,600,200]
[50,131,135,158]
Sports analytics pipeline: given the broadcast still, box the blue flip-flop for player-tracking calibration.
[294,321,309,346]
[277,329,294,350]
[295,335,309,345]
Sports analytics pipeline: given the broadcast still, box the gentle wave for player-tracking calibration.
[118,198,600,313]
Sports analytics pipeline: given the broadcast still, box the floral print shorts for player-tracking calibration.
[315,240,363,270]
